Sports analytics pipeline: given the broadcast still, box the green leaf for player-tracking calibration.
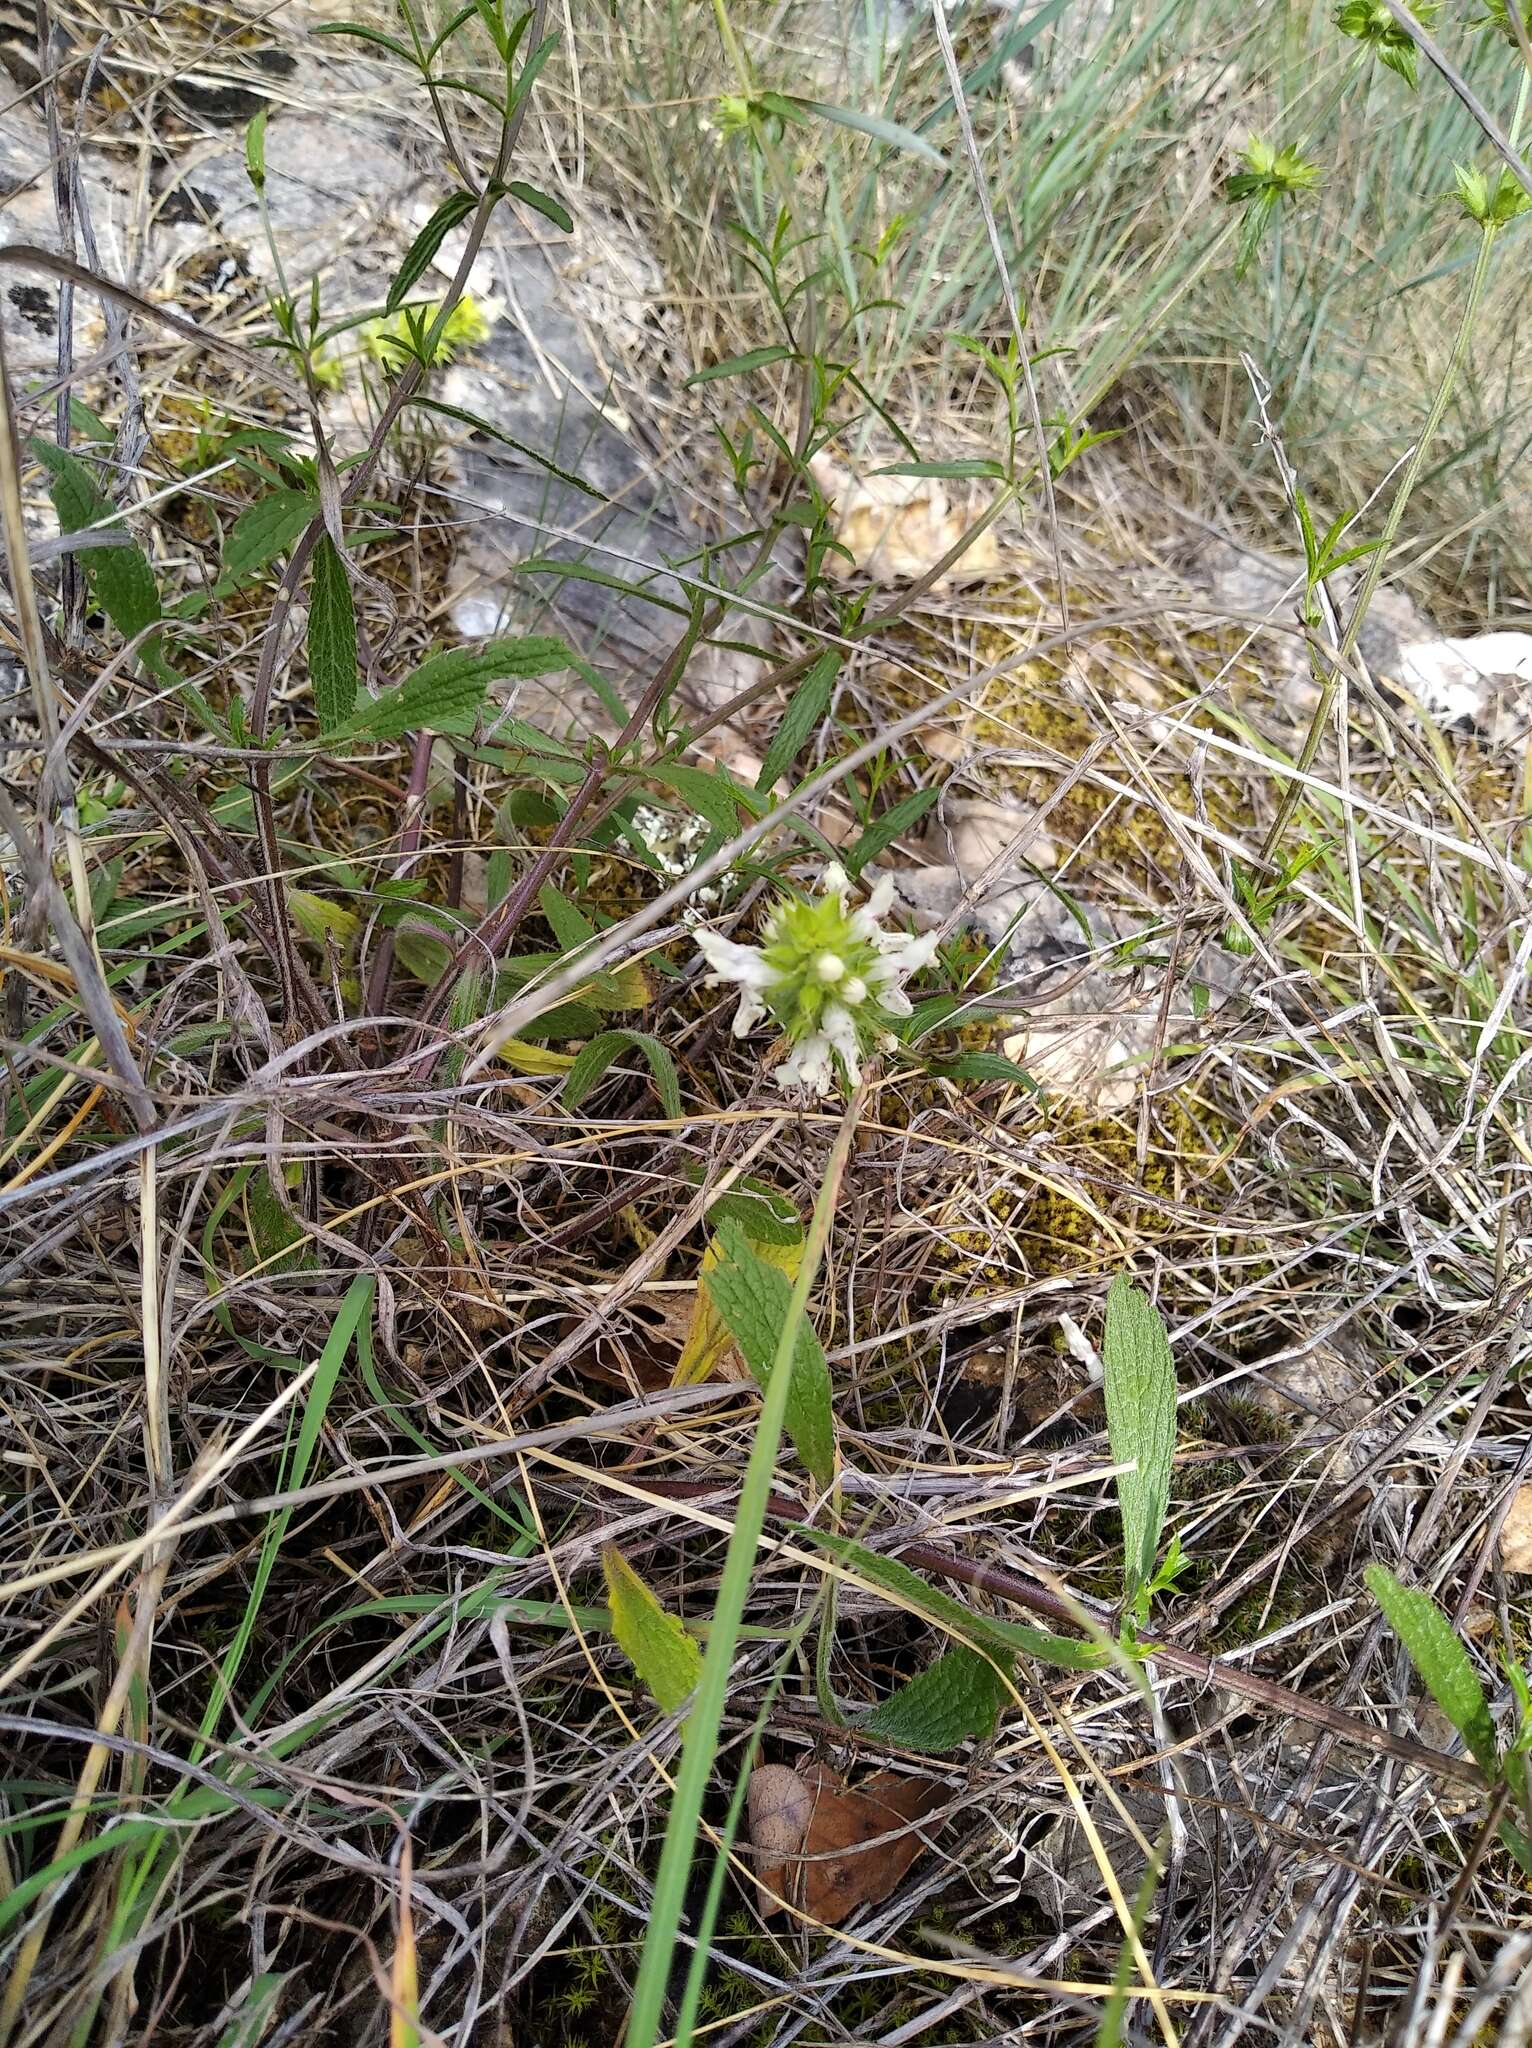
[28,439,164,659]
[1365,1565,1498,1776]
[868,459,1005,479]
[843,785,939,875]
[501,178,573,232]
[862,1644,1012,1752]
[214,1969,291,2048]
[346,637,572,739]
[706,1224,836,1490]
[537,881,598,956]
[787,95,950,170]
[602,1545,702,1713]
[646,760,764,840]
[799,1529,1107,1670]
[705,1186,802,1246]
[563,1029,682,1120]
[757,650,840,792]
[215,488,318,594]
[922,1051,1042,1093]
[685,345,795,387]
[307,537,358,732]
[386,190,479,314]
[1103,1274,1177,1614]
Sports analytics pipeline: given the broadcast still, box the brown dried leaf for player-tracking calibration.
[798,1762,944,1927]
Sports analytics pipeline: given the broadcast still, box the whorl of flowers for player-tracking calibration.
[694,863,939,1097]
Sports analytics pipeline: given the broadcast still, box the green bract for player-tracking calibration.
[1334,0,1436,85]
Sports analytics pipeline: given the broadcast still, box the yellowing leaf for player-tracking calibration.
[602,1544,701,1713]
[672,1229,802,1387]
[287,889,360,951]
[495,1037,577,1074]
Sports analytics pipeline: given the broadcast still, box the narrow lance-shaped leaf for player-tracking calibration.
[307,536,359,732]
[387,190,479,314]
[1365,1564,1498,1776]
[757,649,840,793]
[800,1528,1107,1671]
[1103,1273,1176,1615]
[343,636,573,740]
[603,1544,702,1713]
[562,1029,682,1120]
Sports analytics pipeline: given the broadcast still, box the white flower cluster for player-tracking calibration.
[695,863,939,1097]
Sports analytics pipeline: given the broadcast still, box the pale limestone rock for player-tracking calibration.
[1499,1484,1532,1576]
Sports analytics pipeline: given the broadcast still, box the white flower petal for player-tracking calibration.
[777,1031,835,1097]
[821,1003,864,1086]
[695,929,774,990]
[820,862,851,901]
[876,929,941,977]
[732,986,769,1036]
[865,873,895,920]
[878,983,913,1017]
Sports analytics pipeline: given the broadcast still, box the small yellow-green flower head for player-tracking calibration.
[365,293,493,371]
[694,863,939,1097]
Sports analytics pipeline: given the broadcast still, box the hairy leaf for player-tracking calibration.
[706,1224,836,1489]
[862,1644,1012,1752]
[216,488,318,593]
[1365,1565,1498,1775]
[307,537,359,731]
[1103,1274,1177,1613]
[800,1529,1106,1670]
[757,650,840,792]
[562,1029,681,1120]
[348,637,572,739]
[387,190,479,313]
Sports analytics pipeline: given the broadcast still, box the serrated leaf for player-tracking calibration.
[603,1545,701,1713]
[501,178,572,232]
[799,1529,1107,1671]
[685,345,795,387]
[843,785,939,875]
[674,1229,803,1387]
[562,1029,681,1119]
[347,637,572,740]
[862,1644,1012,1753]
[1365,1565,1498,1776]
[387,190,478,314]
[704,1224,836,1489]
[308,537,359,731]
[757,650,840,792]
[215,488,318,594]
[1103,1274,1177,1612]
